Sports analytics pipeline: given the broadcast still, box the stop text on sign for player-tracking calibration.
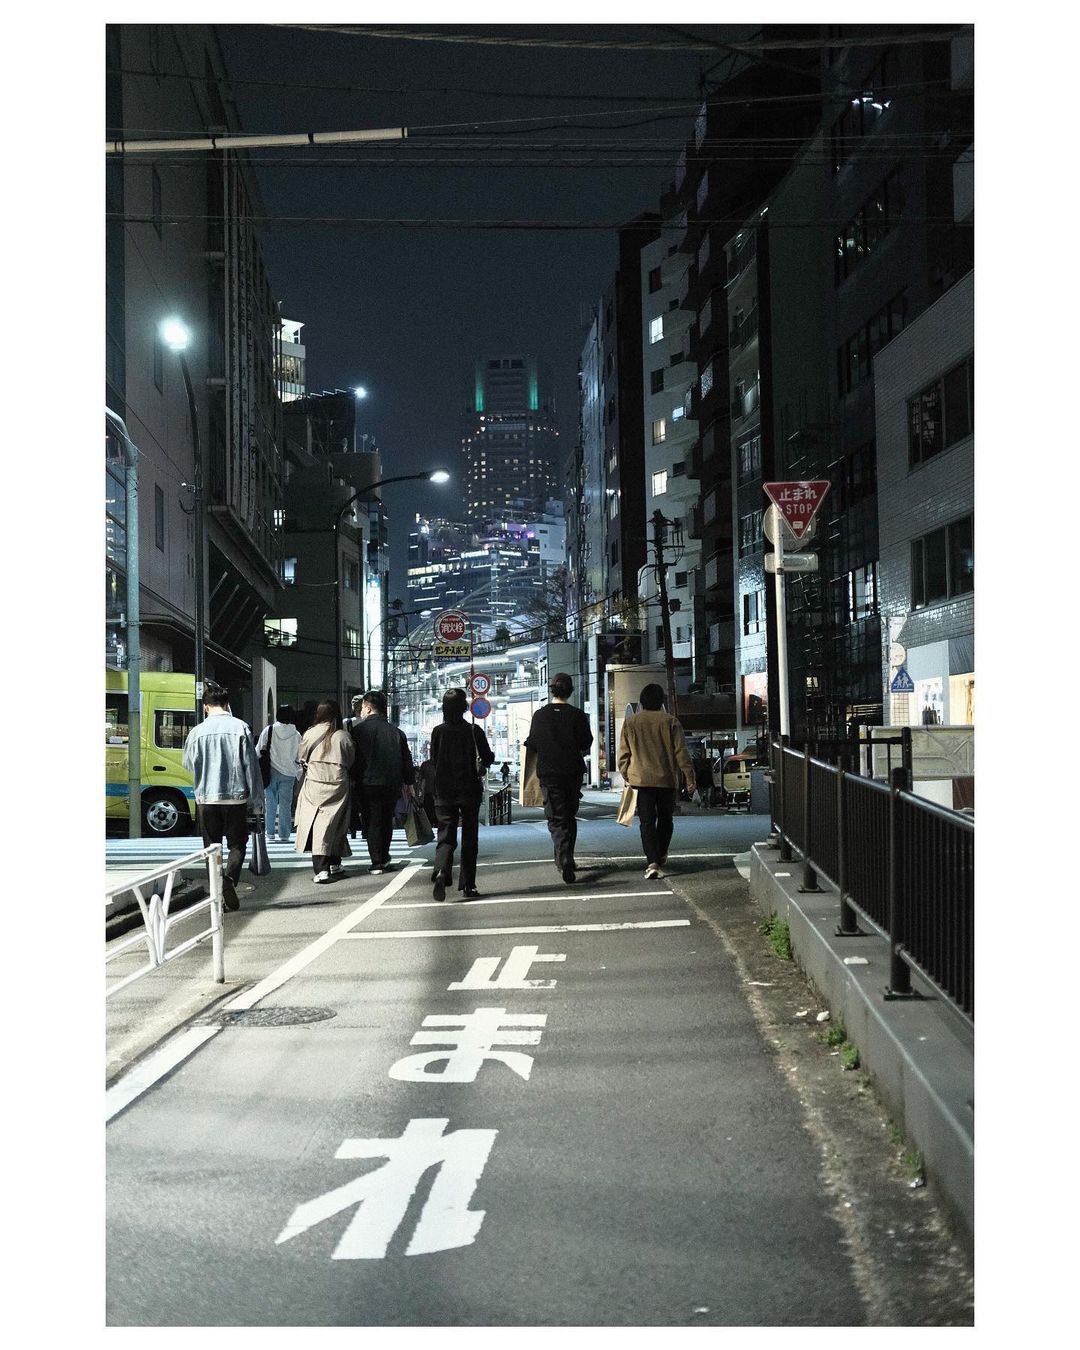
[762,480,831,540]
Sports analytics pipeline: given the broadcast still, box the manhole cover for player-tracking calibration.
[195,1006,337,1028]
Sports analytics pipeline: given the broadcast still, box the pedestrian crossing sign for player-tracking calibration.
[890,666,915,694]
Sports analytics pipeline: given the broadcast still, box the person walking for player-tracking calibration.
[256,704,302,842]
[349,690,416,875]
[524,672,593,883]
[429,688,495,901]
[182,681,263,912]
[294,700,355,883]
[617,683,696,880]
[500,761,511,787]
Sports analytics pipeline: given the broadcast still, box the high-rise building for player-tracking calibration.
[461,356,559,525]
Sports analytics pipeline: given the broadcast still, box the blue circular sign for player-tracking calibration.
[470,697,492,720]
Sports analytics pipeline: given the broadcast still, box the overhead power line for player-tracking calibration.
[275,25,968,54]
[111,212,972,231]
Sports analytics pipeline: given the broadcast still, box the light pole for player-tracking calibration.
[160,317,205,723]
[334,470,450,707]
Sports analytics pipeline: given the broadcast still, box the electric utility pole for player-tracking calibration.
[651,509,678,716]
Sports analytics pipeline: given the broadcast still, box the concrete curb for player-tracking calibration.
[749,843,973,1249]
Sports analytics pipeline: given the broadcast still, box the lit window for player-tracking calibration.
[652,418,667,445]
[652,470,668,496]
[264,617,298,647]
[649,316,664,344]
[281,557,297,585]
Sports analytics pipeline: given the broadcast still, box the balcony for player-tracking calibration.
[661,248,691,287]
[665,412,698,448]
[688,504,703,540]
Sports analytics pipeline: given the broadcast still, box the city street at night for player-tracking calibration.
[106,807,972,1326]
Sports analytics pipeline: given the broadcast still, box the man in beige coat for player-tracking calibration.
[293,700,356,883]
[617,683,696,879]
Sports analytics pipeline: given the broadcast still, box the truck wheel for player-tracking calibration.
[142,790,189,837]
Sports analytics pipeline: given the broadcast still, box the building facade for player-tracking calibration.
[461,356,560,525]
[873,271,973,730]
[106,23,284,720]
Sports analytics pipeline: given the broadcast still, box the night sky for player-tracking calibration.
[214,23,757,594]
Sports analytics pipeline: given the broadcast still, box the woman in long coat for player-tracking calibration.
[294,700,355,882]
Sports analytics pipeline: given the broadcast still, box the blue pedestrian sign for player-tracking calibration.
[890,665,915,694]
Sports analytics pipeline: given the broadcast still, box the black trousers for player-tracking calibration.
[313,852,342,874]
[198,802,248,883]
[635,787,675,866]
[540,776,582,870]
[433,796,481,889]
[360,786,400,867]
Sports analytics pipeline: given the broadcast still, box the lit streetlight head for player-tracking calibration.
[429,469,451,484]
[160,317,191,352]
[354,385,368,400]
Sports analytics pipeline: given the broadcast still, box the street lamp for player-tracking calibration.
[334,469,450,706]
[159,315,205,723]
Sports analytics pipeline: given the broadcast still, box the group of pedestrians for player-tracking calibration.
[181,673,696,911]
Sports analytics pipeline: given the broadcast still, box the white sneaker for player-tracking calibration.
[314,870,332,884]
[329,864,344,876]
[645,863,664,880]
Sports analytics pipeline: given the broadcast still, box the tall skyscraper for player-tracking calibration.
[461,356,559,525]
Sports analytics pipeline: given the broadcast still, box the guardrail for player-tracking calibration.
[106,844,225,998]
[770,738,973,1021]
[486,786,513,825]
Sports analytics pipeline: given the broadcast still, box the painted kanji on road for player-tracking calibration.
[447,944,567,991]
[275,1118,498,1259]
[388,1007,547,1081]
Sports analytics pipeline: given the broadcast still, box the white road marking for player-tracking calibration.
[471,852,736,867]
[106,1026,220,1123]
[343,919,691,940]
[448,945,565,991]
[388,1009,547,1082]
[387,889,670,910]
[223,864,421,1012]
[275,1118,497,1259]
[106,864,423,1122]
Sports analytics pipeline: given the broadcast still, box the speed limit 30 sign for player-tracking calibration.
[470,673,492,697]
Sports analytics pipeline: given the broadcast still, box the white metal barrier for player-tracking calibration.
[106,844,225,997]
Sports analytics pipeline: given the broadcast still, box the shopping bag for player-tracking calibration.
[392,786,410,828]
[615,784,638,827]
[519,746,544,808]
[248,822,271,875]
[404,805,435,847]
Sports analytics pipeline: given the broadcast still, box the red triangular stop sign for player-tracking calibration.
[762,480,831,540]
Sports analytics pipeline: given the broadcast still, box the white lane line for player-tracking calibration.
[472,852,736,867]
[342,919,691,940]
[387,889,671,911]
[106,1027,220,1123]
[223,864,421,1012]
[106,864,423,1123]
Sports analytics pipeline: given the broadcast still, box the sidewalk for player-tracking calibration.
[746,840,974,1248]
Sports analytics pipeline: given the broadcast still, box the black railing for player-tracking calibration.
[770,738,973,1021]
[486,786,513,825]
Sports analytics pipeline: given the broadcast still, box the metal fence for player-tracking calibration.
[771,738,973,1021]
[486,786,513,825]
[106,845,225,998]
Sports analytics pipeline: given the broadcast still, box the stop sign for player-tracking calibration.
[434,610,468,642]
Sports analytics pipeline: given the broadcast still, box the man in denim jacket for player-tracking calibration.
[182,682,264,911]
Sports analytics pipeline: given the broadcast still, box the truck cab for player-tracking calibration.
[106,671,198,835]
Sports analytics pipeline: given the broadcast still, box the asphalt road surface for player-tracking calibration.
[106,813,899,1325]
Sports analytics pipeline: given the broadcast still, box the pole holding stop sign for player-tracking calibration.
[762,481,831,737]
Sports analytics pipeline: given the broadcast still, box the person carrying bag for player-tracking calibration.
[616,683,695,880]
[428,688,495,900]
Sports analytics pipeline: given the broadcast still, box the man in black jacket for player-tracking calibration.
[525,673,593,883]
[349,690,415,875]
